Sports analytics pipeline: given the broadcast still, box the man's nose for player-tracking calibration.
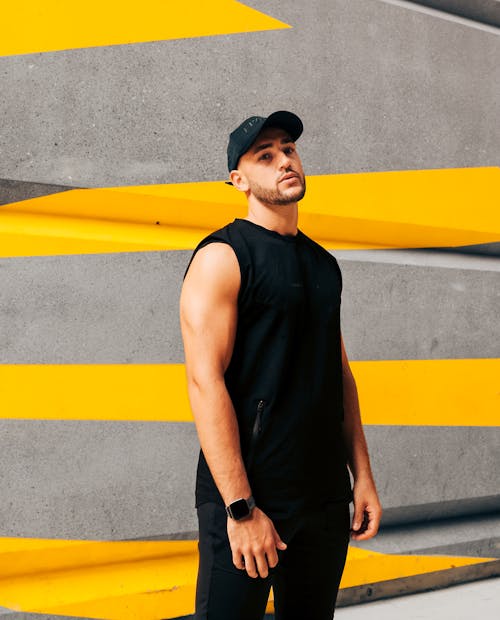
[278,152,292,169]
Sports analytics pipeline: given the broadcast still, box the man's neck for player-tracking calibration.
[244,202,299,236]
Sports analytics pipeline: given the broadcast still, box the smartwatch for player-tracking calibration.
[225,495,256,520]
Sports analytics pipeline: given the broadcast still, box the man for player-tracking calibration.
[179,111,382,620]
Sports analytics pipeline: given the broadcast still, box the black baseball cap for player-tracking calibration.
[226,111,303,183]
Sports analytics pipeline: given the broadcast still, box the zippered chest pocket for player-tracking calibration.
[252,399,265,439]
[246,399,266,473]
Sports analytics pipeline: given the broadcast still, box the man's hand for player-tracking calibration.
[227,507,287,578]
[350,477,382,541]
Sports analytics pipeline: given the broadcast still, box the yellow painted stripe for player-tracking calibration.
[0,364,191,422]
[1,167,498,258]
[339,546,495,589]
[0,538,198,618]
[0,359,498,425]
[0,1,289,57]
[353,358,500,426]
[0,537,494,618]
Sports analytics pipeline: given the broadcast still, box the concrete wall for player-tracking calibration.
[0,249,498,539]
[0,0,499,187]
[0,1,498,616]
[405,0,500,27]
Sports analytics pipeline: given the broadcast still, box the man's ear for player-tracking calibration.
[229,169,249,192]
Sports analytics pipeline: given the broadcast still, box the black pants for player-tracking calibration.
[194,500,350,620]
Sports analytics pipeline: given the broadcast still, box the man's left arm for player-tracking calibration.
[340,332,382,540]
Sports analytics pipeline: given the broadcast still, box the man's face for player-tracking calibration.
[235,127,306,205]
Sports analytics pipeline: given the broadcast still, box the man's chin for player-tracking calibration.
[285,186,306,203]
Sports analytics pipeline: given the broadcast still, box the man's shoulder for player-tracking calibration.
[194,219,239,250]
[299,230,343,286]
[299,229,338,261]
[183,221,238,281]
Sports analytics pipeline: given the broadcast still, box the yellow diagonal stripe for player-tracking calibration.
[0,1,290,57]
[0,359,498,425]
[0,538,198,619]
[1,167,499,258]
[0,364,191,422]
[339,546,496,589]
[0,537,495,618]
[353,358,500,426]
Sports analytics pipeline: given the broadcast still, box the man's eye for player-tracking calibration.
[259,153,271,160]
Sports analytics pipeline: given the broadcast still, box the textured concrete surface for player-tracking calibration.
[1,249,499,363]
[0,246,498,538]
[0,250,186,364]
[350,512,500,556]
[0,0,499,187]
[404,242,500,257]
[0,420,199,539]
[0,0,498,615]
[364,426,500,523]
[406,0,500,27]
[377,495,500,526]
[0,418,498,539]
[335,577,500,619]
[337,253,500,362]
[0,179,74,206]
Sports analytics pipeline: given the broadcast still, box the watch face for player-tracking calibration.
[230,498,250,520]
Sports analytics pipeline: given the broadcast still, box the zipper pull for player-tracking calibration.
[256,400,265,432]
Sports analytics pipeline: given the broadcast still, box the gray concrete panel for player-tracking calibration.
[378,495,500,525]
[334,248,500,270]
[410,0,500,27]
[351,511,500,555]
[337,253,500,361]
[365,425,500,522]
[0,251,186,364]
[419,242,500,257]
[0,420,497,539]
[1,249,498,363]
[0,420,199,540]
[0,179,75,206]
[0,0,498,187]
[337,577,500,618]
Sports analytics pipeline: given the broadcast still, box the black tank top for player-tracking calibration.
[183,217,353,519]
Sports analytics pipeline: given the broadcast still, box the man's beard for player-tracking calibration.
[248,175,306,206]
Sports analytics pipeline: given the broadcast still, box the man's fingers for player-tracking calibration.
[266,547,279,569]
[351,507,366,532]
[243,552,259,578]
[352,524,375,540]
[351,509,369,535]
[228,511,286,576]
[274,531,287,550]
[254,550,270,578]
[351,508,381,540]
[232,550,245,570]
[236,547,278,578]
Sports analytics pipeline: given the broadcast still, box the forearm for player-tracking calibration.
[341,367,374,483]
[188,376,251,505]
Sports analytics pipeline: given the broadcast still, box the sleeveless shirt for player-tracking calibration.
[183,217,353,520]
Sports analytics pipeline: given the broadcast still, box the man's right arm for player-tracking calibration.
[180,242,252,506]
[179,242,286,578]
